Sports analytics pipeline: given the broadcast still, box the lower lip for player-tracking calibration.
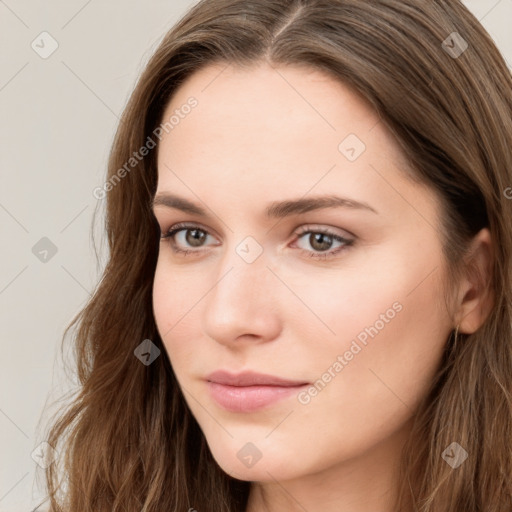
[207,382,309,412]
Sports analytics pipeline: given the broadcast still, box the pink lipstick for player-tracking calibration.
[205,370,309,412]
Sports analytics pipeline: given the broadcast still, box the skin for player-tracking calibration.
[151,62,493,511]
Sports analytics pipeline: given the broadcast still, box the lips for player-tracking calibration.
[205,370,310,412]
[206,370,309,387]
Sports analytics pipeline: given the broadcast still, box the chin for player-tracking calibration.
[205,436,305,482]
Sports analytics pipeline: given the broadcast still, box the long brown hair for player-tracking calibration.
[40,1,512,510]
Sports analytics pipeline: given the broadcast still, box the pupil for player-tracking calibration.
[187,229,206,247]
[311,233,332,251]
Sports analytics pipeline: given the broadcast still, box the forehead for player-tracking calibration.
[154,62,439,231]
[158,62,407,171]
[161,62,379,145]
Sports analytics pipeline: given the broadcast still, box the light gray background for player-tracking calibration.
[0,1,510,510]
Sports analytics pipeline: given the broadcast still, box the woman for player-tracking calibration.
[41,0,512,510]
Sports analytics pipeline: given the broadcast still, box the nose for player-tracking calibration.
[202,247,282,347]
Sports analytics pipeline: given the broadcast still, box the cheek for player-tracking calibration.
[152,258,201,327]
[280,270,448,472]
[152,263,175,334]
[152,260,213,378]
[152,263,188,358]
[302,256,449,425]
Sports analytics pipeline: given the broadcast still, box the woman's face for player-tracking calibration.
[152,62,454,485]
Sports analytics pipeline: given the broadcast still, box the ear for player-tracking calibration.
[456,227,494,334]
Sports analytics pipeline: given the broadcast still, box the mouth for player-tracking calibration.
[205,370,310,412]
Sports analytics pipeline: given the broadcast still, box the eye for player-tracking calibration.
[160,222,217,256]
[292,225,354,260]
[160,222,355,260]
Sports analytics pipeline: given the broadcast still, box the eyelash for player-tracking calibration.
[160,222,355,260]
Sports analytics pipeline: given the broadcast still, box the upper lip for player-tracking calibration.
[206,370,309,387]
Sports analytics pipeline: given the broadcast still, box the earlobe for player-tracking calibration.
[456,228,494,335]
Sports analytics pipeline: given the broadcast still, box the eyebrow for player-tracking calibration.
[151,193,378,218]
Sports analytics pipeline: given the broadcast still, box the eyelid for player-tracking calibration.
[160,221,354,238]
[160,223,353,241]
[160,222,219,254]
[161,222,219,239]
[160,222,355,258]
[295,223,355,239]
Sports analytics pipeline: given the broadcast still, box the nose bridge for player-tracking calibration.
[202,235,281,342]
[210,236,269,309]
